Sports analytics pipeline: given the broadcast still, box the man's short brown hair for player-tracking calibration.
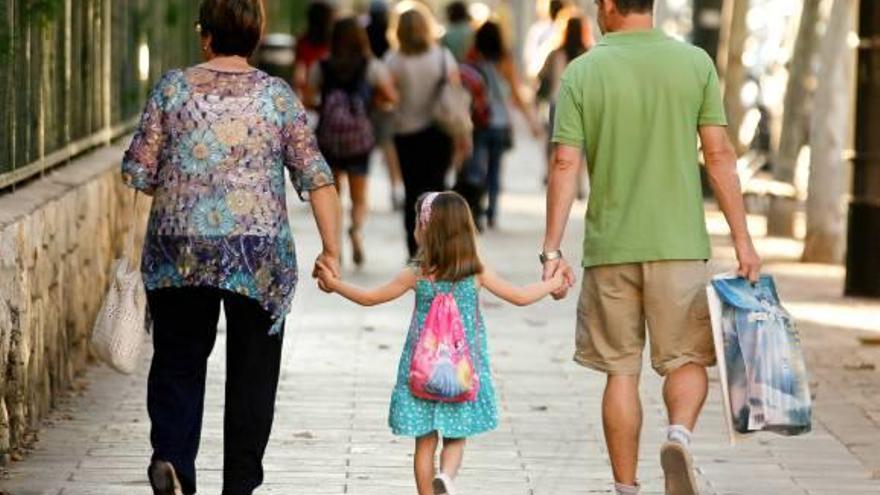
[199,0,264,57]
[604,0,654,15]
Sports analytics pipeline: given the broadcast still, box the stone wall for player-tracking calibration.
[0,143,146,458]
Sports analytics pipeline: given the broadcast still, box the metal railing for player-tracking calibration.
[0,0,200,191]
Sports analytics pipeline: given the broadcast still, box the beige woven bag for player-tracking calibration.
[91,193,147,374]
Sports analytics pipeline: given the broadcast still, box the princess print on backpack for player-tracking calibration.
[408,284,480,403]
[315,192,565,495]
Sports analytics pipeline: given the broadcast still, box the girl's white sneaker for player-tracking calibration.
[432,472,457,495]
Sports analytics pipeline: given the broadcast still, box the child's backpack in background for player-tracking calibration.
[707,274,812,443]
[316,61,375,159]
[409,285,480,403]
[459,62,491,130]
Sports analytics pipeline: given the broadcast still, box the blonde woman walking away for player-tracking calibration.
[386,7,460,257]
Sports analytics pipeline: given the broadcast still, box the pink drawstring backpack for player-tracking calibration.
[408,284,480,403]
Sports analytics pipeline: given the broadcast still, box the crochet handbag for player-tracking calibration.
[408,283,481,403]
[91,192,148,374]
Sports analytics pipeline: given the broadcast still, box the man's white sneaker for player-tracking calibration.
[432,472,457,495]
[660,440,699,495]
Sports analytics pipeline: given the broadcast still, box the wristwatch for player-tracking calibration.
[539,249,563,264]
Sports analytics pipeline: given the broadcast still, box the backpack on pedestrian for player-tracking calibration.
[453,62,492,229]
[316,60,376,160]
[458,62,491,131]
[408,281,481,403]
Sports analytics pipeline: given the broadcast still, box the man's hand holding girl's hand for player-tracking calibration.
[548,270,566,293]
[542,257,576,300]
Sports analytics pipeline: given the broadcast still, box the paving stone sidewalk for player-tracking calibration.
[1,127,879,495]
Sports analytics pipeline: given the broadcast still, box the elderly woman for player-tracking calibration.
[121,1,339,494]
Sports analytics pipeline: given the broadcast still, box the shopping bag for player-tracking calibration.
[707,273,812,444]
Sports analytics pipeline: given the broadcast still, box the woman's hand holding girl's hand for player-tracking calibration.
[315,259,339,292]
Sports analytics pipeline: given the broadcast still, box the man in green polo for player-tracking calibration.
[540,0,761,494]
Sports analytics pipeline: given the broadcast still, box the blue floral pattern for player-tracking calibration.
[179,129,227,174]
[159,72,190,111]
[144,263,184,289]
[224,271,260,298]
[122,67,334,333]
[259,81,297,126]
[191,197,235,236]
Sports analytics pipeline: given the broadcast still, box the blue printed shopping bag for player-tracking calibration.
[706,274,812,443]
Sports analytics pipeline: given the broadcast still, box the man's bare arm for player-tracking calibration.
[699,126,761,281]
[542,144,582,297]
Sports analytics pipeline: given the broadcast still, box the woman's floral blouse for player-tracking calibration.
[122,67,333,334]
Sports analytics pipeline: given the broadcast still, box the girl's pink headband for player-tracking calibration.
[419,192,440,227]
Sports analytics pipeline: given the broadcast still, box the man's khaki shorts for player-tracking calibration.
[574,260,716,376]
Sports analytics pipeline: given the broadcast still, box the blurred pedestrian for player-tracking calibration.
[386,7,461,256]
[305,17,398,267]
[122,0,340,493]
[442,1,474,62]
[542,0,762,494]
[366,0,391,59]
[537,15,592,196]
[293,1,335,96]
[453,58,492,231]
[538,15,592,120]
[470,21,542,229]
[523,0,567,80]
[366,0,406,211]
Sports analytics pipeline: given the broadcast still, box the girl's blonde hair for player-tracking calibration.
[395,6,435,55]
[415,192,483,282]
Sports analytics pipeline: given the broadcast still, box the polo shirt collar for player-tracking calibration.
[599,28,666,46]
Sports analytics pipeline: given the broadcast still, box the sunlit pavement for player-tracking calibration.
[1,123,878,494]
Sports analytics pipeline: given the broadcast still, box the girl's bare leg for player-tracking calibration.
[414,432,439,495]
[439,437,466,478]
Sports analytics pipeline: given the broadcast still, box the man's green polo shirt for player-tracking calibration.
[552,28,727,267]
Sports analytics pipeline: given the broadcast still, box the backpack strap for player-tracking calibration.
[470,276,482,380]
[426,278,461,297]
[433,47,449,101]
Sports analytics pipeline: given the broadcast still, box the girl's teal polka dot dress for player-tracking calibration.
[389,277,498,438]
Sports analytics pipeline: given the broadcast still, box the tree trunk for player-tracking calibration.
[717,0,750,153]
[802,0,855,263]
[767,0,823,237]
[844,0,880,297]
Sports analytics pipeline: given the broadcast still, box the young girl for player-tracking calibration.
[316,191,564,495]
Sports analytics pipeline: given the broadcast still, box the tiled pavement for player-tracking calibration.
[1,125,879,494]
